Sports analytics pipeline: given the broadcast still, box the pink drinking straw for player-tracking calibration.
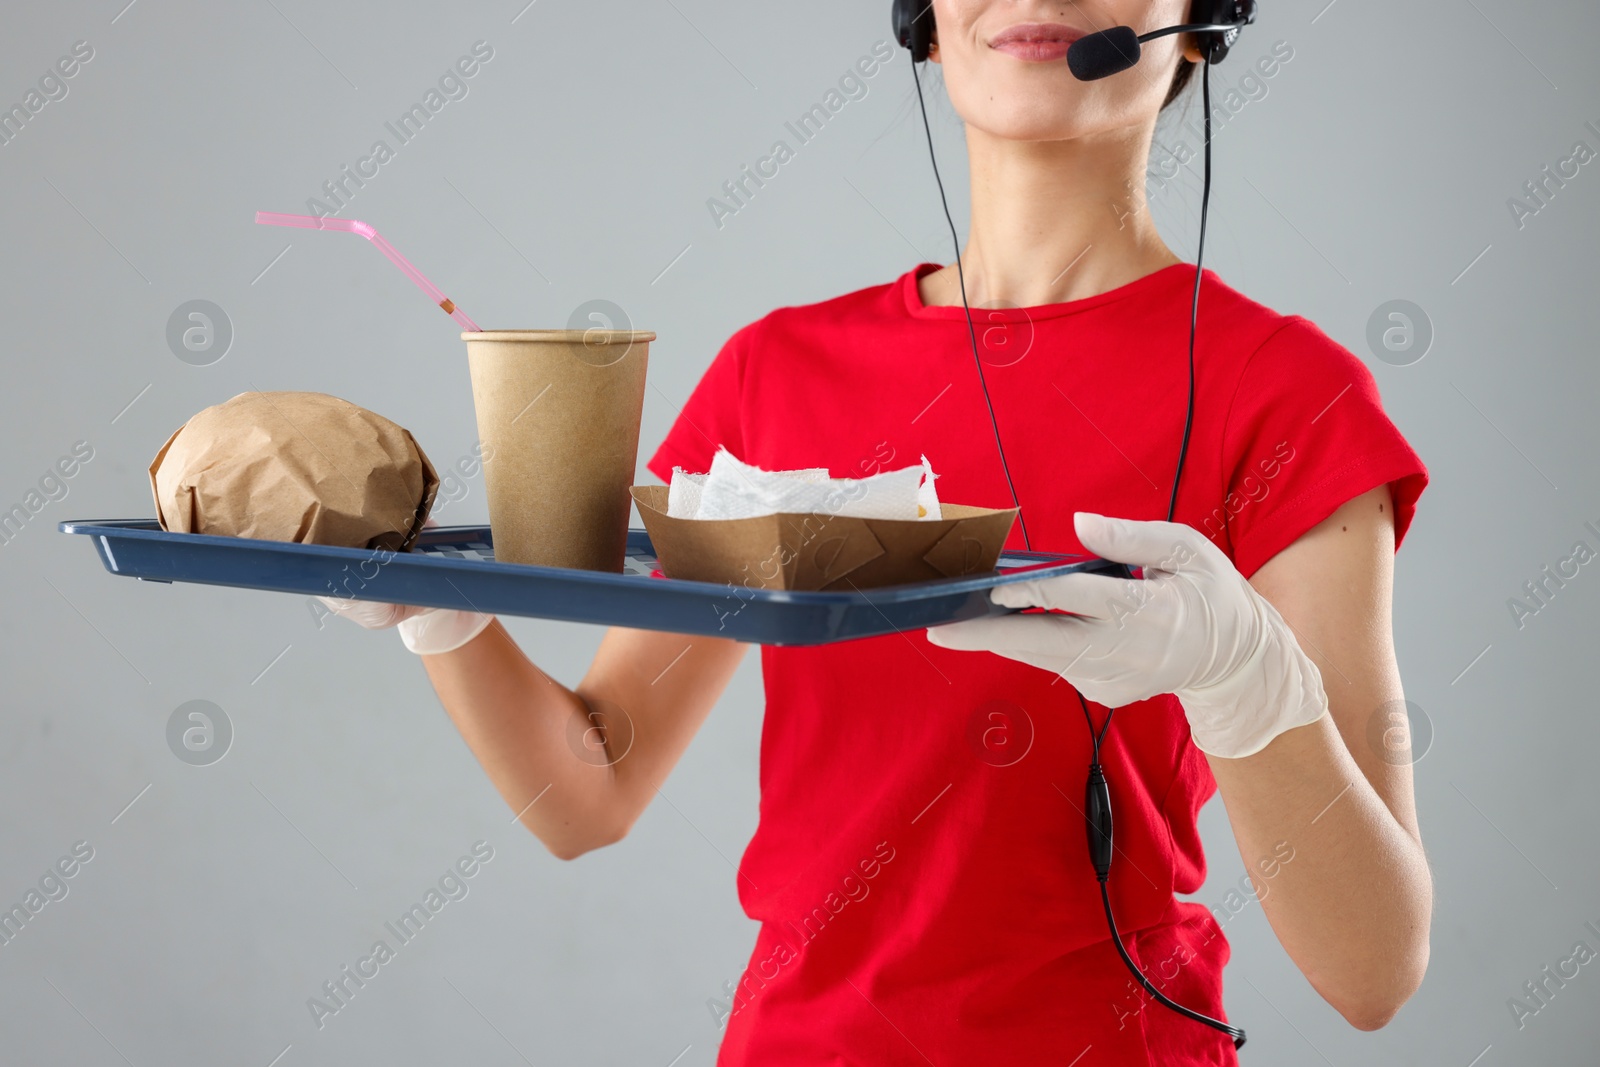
[255,211,481,331]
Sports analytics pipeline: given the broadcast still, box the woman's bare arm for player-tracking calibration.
[1208,485,1431,1030]
[420,622,749,859]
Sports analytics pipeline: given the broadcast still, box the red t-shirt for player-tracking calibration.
[647,262,1427,1067]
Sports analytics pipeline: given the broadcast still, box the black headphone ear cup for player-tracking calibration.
[1195,0,1251,65]
[892,0,934,63]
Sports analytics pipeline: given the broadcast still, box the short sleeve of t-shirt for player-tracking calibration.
[1217,316,1429,578]
[645,320,758,483]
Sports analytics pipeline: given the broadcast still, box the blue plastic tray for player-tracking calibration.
[59,520,1133,646]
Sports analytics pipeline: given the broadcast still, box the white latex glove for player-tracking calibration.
[317,595,493,655]
[925,512,1328,759]
[315,522,492,655]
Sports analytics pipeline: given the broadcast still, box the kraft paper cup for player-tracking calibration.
[462,329,653,571]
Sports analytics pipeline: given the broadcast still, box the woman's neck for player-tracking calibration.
[919,123,1182,309]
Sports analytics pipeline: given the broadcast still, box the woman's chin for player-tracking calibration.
[962,112,1100,145]
[945,85,1108,144]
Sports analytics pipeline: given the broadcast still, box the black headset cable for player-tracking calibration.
[909,56,1033,553]
[905,31,1246,1050]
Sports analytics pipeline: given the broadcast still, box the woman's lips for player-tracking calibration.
[989,23,1083,62]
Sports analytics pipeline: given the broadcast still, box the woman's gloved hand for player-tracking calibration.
[924,512,1329,759]
[315,520,492,655]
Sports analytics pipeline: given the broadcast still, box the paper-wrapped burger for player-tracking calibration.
[149,391,439,551]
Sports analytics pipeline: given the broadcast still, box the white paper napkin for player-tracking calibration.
[667,462,830,519]
[667,447,941,521]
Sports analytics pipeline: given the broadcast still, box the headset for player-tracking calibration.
[892,0,1259,1051]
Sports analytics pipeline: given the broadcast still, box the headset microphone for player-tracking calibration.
[1066,6,1257,81]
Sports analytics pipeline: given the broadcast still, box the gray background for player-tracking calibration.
[1,0,1596,1064]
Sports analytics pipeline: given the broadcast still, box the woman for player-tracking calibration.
[331,2,1432,1062]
